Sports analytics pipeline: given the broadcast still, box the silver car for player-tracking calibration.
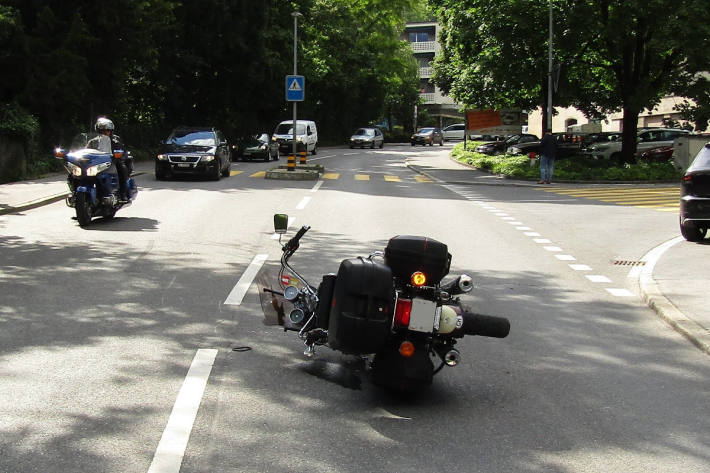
[349,127,384,149]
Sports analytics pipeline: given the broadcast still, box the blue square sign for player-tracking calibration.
[286,75,305,102]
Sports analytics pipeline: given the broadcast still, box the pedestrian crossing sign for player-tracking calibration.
[286,75,305,101]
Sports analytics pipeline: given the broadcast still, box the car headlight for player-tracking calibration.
[157,154,168,161]
[86,161,111,176]
[508,147,520,154]
[260,144,268,150]
[201,154,215,162]
[591,145,608,151]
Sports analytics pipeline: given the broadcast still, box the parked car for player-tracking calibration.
[580,132,622,151]
[232,133,279,161]
[639,145,674,163]
[442,123,466,141]
[155,126,231,181]
[679,143,710,241]
[411,127,444,146]
[349,127,384,149]
[507,133,585,159]
[476,133,538,155]
[584,128,690,163]
[273,120,318,155]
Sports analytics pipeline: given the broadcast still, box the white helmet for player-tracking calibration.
[95,117,115,131]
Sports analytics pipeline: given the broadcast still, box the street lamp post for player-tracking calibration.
[292,11,302,158]
[546,0,553,132]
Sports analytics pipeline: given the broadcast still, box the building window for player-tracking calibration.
[409,31,430,43]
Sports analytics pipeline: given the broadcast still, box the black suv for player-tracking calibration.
[155,127,231,180]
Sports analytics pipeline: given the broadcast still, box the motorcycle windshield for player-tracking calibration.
[70,132,111,154]
[256,265,307,329]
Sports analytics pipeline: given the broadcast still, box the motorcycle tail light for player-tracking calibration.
[398,341,415,358]
[411,271,427,287]
[394,298,412,328]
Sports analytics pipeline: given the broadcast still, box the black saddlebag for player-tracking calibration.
[328,257,394,354]
[384,235,451,285]
[315,274,337,330]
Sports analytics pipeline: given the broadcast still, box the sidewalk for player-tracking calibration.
[1,152,707,355]
[404,150,710,355]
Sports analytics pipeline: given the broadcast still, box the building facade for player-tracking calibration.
[403,21,463,127]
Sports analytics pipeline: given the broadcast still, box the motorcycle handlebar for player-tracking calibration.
[284,225,310,252]
[453,310,510,339]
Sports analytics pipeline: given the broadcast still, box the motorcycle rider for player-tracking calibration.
[95,116,129,202]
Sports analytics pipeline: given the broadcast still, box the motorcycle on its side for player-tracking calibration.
[54,132,137,227]
[259,215,510,392]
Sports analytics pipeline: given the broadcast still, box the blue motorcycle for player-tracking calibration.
[55,132,137,227]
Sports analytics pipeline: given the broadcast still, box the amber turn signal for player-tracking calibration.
[411,271,427,287]
[398,341,415,357]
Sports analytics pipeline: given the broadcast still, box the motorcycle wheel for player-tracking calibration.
[75,193,92,227]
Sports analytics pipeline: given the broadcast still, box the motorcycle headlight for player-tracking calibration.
[68,163,81,176]
[86,161,111,177]
[201,154,215,162]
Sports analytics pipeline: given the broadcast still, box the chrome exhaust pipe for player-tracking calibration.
[444,349,460,366]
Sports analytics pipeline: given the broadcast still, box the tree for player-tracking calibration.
[428,0,710,160]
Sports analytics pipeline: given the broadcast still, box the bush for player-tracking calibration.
[450,142,683,182]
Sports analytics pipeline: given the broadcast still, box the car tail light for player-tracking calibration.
[394,298,412,328]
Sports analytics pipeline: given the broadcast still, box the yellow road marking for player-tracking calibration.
[384,175,401,182]
[250,171,266,178]
[415,175,433,182]
[355,174,370,181]
[230,170,243,176]
[322,173,340,179]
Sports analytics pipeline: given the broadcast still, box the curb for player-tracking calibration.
[638,237,710,355]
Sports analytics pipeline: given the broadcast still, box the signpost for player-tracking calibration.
[286,75,304,102]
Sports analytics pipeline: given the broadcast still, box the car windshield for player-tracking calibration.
[419,128,434,134]
[505,135,522,144]
[167,130,216,146]
[689,146,710,171]
[276,123,306,135]
[354,128,374,136]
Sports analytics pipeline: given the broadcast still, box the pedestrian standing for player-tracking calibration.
[539,129,557,184]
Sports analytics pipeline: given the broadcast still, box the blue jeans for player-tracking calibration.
[540,154,555,182]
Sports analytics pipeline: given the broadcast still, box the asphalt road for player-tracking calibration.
[0,144,708,473]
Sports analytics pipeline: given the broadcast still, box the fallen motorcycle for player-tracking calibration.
[259,214,510,392]
[54,132,137,227]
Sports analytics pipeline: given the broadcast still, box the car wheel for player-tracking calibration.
[439,139,444,146]
[429,141,433,146]
[312,145,317,156]
[379,141,384,149]
[680,218,707,242]
[212,160,221,181]
[221,159,231,177]
[371,141,375,149]
[411,142,415,146]
[350,145,354,149]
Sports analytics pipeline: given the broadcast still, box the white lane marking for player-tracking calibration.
[544,246,562,252]
[555,254,576,261]
[508,221,524,225]
[224,254,268,305]
[271,216,296,239]
[524,231,542,237]
[533,238,552,244]
[343,152,358,156]
[515,226,531,230]
[296,196,311,210]
[586,275,612,283]
[607,288,634,297]
[570,264,592,271]
[148,349,218,473]
[311,181,323,192]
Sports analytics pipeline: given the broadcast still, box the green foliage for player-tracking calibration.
[451,143,682,181]
[0,102,38,142]
[429,0,710,156]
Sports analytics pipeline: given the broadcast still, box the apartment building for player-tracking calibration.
[403,21,462,127]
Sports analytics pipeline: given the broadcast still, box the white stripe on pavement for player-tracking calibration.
[148,348,218,473]
[224,254,268,305]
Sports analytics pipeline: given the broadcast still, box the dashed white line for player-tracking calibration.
[224,254,269,305]
[606,288,634,297]
[544,246,563,252]
[148,349,218,473]
[570,264,592,271]
[586,275,612,283]
[524,231,542,237]
[555,254,576,261]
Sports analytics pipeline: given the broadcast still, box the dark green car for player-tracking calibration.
[232,133,279,161]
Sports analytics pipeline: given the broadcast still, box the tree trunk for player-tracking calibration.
[620,105,640,163]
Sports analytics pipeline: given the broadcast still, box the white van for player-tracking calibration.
[273,120,318,155]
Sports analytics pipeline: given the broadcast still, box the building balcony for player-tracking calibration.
[418,66,433,78]
[411,41,438,53]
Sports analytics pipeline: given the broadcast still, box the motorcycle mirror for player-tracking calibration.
[274,214,288,234]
